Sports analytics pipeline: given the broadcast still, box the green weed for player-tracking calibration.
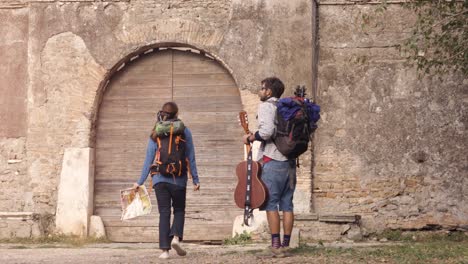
[0,234,110,247]
[223,231,252,245]
[289,240,468,263]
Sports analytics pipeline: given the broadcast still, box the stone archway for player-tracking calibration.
[52,39,263,239]
[93,47,247,242]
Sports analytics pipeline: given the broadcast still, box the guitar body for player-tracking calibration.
[234,160,266,209]
[234,111,268,213]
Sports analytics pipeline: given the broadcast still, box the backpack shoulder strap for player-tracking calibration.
[154,137,162,164]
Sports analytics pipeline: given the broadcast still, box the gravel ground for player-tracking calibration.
[0,242,319,264]
[5,241,456,264]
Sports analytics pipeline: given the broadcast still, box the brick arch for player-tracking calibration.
[90,42,253,146]
[89,42,262,166]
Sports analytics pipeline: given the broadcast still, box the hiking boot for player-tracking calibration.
[270,247,286,258]
[280,246,293,257]
[256,247,285,258]
[171,237,187,256]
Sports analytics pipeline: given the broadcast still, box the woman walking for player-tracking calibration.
[134,101,200,259]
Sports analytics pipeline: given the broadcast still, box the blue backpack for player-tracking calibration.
[273,86,320,160]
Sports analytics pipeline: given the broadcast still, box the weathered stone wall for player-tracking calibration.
[0,0,314,234]
[0,8,30,212]
[0,213,42,239]
[314,2,467,231]
[1,0,465,237]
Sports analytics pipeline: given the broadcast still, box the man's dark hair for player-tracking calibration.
[162,101,178,120]
[261,77,285,98]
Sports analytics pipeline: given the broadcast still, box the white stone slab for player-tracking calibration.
[0,212,35,220]
[55,148,95,237]
[88,215,106,238]
[232,210,268,237]
[232,210,301,248]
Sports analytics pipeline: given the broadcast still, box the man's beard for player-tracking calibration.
[260,95,269,102]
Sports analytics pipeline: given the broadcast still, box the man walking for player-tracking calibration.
[243,77,295,257]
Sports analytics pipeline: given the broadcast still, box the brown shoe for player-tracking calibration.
[255,247,285,259]
[270,247,286,258]
[280,246,293,257]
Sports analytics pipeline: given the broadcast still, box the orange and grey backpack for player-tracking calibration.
[149,119,188,180]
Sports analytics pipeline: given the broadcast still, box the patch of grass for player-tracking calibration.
[290,240,468,263]
[321,247,356,257]
[245,249,263,255]
[223,231,252,245]
[10,245,28,249]
[376,230,468,243]
[0,235,110,247]
[366,241,468,263]
[378,229,413,241]
[36,244,72,249]
[421,231,468,242]
[291,243,356,257]
[220,250,238,256]
[289,243,321,255]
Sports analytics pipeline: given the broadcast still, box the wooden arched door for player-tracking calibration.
[94,49,243,242]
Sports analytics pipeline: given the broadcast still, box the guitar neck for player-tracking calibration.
[244,127,252,154]
[244,142,251,154]
[239,111,252,157]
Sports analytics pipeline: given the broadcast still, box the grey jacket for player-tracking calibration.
[256,97,288,161]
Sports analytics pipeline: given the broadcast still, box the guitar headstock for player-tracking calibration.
[239,111,250,135]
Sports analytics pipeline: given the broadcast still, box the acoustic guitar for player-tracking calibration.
[234,111,267,225]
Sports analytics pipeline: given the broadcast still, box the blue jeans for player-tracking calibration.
[260,160,296,212]
[154,182,186,250]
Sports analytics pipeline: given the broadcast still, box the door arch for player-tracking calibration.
[94,48,244,242]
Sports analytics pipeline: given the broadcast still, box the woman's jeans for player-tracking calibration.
[154,182,186,250]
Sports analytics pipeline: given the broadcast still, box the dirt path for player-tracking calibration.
[0,243,318,264]
[3,241,466,264]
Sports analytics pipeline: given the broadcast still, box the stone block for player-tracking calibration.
[0,226,11,239]
[31,223,42,238]
[319,214,361,223]
[232,210,268,239]
[232,211,302,247]
[0,212,43,239]
[55,148,95,237]
[12,222,31,238]
[346,225,363,241]
[88,215,106,238]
